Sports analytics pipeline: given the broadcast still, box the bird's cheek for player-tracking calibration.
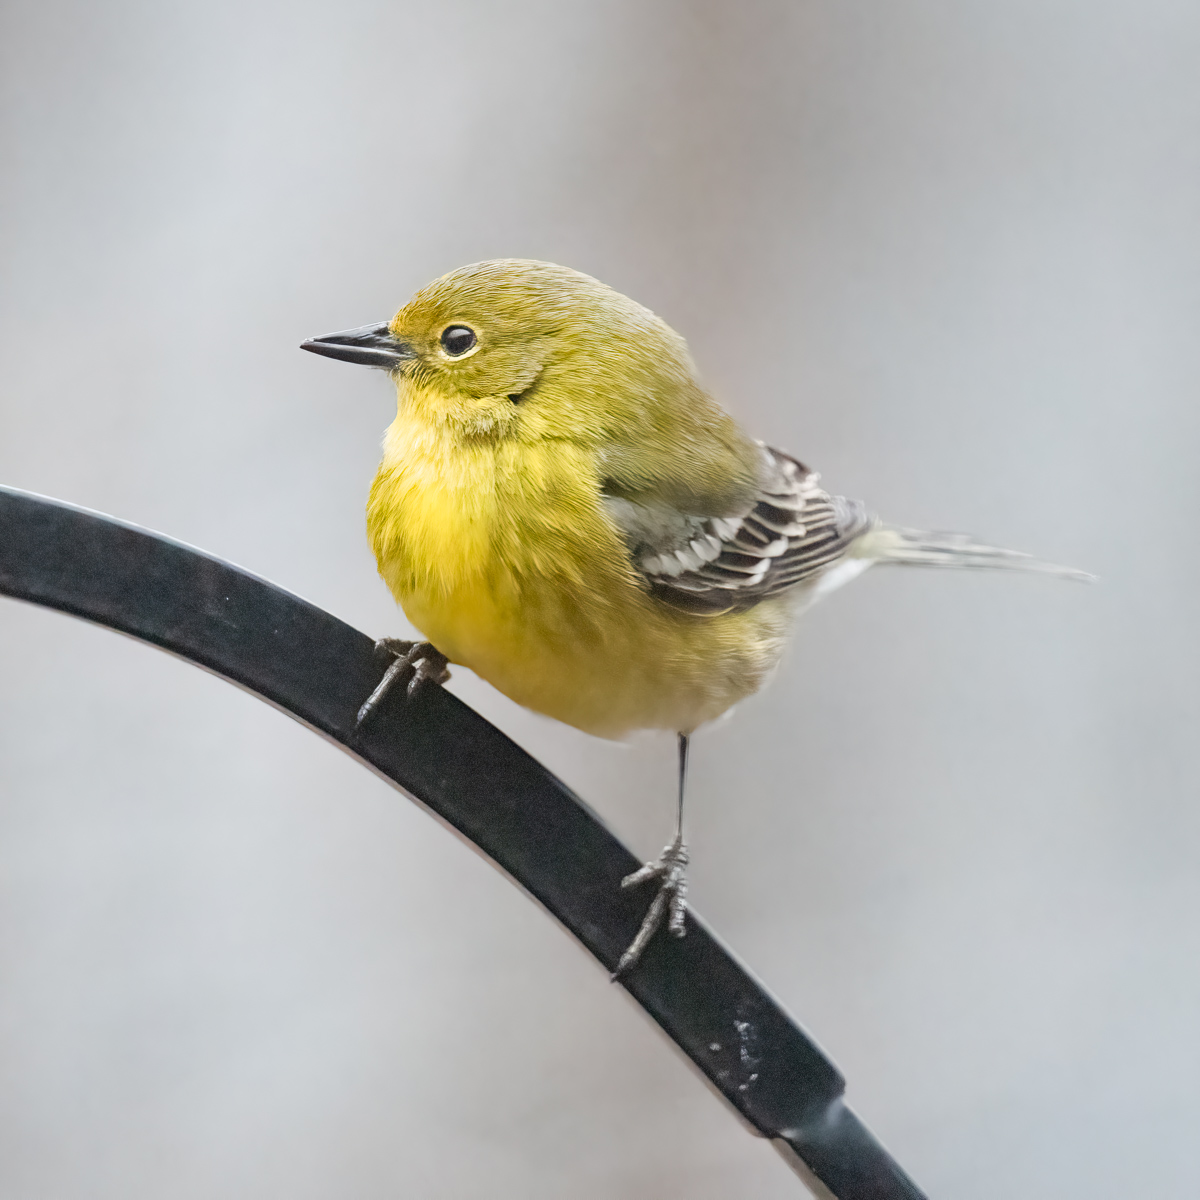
[455,349,543,401]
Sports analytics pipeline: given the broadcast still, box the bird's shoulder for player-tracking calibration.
[601,445,874,615]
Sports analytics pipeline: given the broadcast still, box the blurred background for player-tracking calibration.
[1,1,1197,1196]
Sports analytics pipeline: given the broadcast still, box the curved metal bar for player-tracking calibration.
[0,485,927,1200]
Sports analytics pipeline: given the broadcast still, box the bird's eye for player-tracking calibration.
[440,325,477,356]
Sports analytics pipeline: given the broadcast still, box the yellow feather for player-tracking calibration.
[367,372,790,738]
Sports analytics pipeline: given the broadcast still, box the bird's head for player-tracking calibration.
[302,259,712,442]
[303,259,760,508]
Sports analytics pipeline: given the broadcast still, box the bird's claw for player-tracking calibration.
[355,638,450,730]
[612,837,689,978]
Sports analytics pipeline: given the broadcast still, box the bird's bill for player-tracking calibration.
[300,322,415,369]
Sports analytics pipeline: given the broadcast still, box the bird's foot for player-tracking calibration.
[355,639,450,730]
[612,835,689,978]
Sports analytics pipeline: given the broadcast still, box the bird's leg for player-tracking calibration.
[613,732,691,977]
[355,638,450,729]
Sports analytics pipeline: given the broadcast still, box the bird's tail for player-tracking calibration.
[853,525,1095,581]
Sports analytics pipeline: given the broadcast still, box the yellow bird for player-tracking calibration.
[302,259,1088,973]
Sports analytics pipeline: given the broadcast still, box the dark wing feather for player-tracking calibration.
[602,446,873,615]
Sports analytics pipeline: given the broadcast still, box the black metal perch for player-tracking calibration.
[0,484,927,1200]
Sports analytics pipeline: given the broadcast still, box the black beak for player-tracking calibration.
[300,322,416,370]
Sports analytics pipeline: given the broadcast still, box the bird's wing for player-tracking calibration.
[602,445,874,615]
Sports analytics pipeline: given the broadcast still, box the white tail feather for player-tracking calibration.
[854,526,1095,581]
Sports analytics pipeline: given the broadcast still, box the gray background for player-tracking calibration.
[1,1,1196,1196]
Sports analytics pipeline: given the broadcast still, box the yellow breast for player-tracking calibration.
[366,401,791,737]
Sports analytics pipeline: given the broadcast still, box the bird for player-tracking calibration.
[301,258,1090,975]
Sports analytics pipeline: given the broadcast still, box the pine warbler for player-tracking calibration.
[302,259,1088,973]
